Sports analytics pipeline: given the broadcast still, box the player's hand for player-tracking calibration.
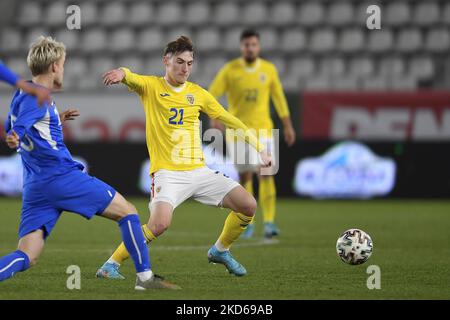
[102,68,125,85]
[284,124,296,147]
[17,80,52,106]
[259,149,272,167]
[6,131,20,149]
[60,108,80,122]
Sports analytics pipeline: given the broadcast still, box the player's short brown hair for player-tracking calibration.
[240,29,260,41]
[163,36,194,57]
[27,36,66,76]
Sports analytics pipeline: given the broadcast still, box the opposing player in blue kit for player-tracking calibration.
[0,36,179,290]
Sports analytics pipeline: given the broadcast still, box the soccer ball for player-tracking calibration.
[336,228,373,265]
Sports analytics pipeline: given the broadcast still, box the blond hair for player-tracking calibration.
[27,36,66,76]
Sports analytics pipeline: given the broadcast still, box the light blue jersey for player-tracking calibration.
[5,86,83,184]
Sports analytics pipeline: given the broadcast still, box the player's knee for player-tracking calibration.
[150,221,170,237]
[241,196,257,217]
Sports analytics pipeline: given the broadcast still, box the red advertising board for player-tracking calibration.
[301,91,450,141]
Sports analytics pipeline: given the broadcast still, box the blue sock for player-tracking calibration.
[118,214,151,273]
[0,250,30,281]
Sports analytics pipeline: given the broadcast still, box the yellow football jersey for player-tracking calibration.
[208,58,290,133]
[121,67,263,174]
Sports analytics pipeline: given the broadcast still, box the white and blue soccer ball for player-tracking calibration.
[336,228,373,265]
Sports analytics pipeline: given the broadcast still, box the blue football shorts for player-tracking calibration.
[19,169,116,239]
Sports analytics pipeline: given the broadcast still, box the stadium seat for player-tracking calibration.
[348,57,375,78]
[24,27,50,50]
[6,57,30,78]
[259,28,278,52]
[214,2,240,26]
[367,30,394,53]
[425,28,450,53]
[379,57,405,76]
[443,3,450,25]
[80,2,98,27]
[281,72,301,92]
[156,2,182,26]
[117,56,143,74]
[18,2,41,26]
[242,2,268,26]
[195,29,221,52]
[0,28,22,53]
[413,2,440,27]
[409,56,435,80]
[338,29,364,53]
[144,55,165,77]
[165,27,193,44]
[396,28,423,53]
[201,56,228,78]
[390,75,417,91]
[309,29,336,53]
[384,2,411,27]
[186,2,210,26]
[327,2,354,26]
[128,2,154,26]
[331,76,359,91]
[65,56,88,80]
[54,29,79,52]
[90,57,116,77]
[271,2,296,26]
[101,2,127,27]
[223,27,242,53]
[280,29,307,53]
[318,58,345,77]
[298,2,325,26]
[304,75,330,90]
[109,28,135,52]
[80,28,107,53]
[362,75,388,91]
[137,28,164,52]
[265,55,286,77]
[289,57,315,78]
[45,1,67,27]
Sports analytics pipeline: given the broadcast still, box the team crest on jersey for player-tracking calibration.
[156,186,161,193]
[186,94,195,105]
[259,73,267,83]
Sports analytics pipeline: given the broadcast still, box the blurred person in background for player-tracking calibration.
[209,30,296,239]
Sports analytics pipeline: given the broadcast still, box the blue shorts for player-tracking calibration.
[19,169,116,239]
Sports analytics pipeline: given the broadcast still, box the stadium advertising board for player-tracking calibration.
[301,92,450,141]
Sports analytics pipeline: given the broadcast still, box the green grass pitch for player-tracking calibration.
[0,197,449,299]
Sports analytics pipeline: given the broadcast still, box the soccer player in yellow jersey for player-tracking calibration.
[209,30,296,239]
[96,36,272,281]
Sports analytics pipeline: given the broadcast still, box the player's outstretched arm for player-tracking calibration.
[103,67,148,94]
[102,68,126,85]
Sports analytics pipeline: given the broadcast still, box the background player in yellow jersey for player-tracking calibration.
[96,36,272,281]
[209,30,296,239]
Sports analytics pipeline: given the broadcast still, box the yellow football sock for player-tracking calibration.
[259,176,276,223]
[217,211,253,250]
[243,179,255,226]
[110,224,156,264]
